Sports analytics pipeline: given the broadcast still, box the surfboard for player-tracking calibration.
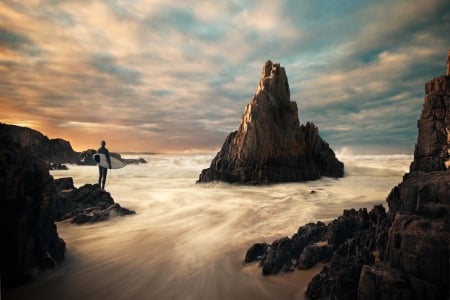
[93,153,126,169]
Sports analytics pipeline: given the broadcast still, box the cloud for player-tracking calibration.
[0,0,448,153]
[91,53,141,85]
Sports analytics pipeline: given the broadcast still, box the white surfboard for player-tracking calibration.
[93,153,126,169]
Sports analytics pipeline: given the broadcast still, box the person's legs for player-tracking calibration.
[98,166,103,186]
[101,168,108,190]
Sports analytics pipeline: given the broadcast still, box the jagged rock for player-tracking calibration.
[198,60,343,184]
[0,137,66,287]
[306,228,378,300]
[297,242,333,269]
[247,221,328,275]
[53,180,136,224]
[326,208,369,249]
[260,237,295,274]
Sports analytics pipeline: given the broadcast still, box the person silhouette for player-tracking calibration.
[97,140,111,191]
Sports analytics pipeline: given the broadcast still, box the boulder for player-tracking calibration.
[198,60,343,184]
[244,243,269,263]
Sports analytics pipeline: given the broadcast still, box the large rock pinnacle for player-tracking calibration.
[198,60,344,184]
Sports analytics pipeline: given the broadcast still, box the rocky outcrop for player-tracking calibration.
[245,206,387,277]
[409,75,450,172]
[0,136,66,287]
[53,178,136,224]
[0,127,136,287]
[245,53,450,299]
[198,60,343,184]
[0,123,80,164]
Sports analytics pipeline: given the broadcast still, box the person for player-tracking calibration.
[97,140,111,191]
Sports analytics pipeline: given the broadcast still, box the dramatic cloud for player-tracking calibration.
[1,0,449,153]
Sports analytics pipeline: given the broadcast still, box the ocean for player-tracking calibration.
[5,153,412,300]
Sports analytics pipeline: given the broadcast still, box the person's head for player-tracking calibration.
[101,140,106,147]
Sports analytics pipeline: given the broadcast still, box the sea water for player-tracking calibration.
[4,153,412,300]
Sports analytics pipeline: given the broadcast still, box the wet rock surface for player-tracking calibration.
[54,178,136,224]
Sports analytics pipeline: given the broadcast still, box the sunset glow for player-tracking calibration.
[1,0,448,153]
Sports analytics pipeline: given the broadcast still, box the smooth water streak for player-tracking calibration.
[4,153,412,300]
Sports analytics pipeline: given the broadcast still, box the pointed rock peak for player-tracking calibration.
[197,60,343,184]
[257,60,290,104]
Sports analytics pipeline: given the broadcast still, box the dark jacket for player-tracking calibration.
[98,146,111,168]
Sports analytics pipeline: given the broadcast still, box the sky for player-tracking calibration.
[1,0,449,154]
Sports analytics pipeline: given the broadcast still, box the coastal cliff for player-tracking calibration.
[0,123,80,164]
[245,53,450,299]
[198,60,343,184]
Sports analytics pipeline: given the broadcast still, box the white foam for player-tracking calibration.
[31,153,411,299]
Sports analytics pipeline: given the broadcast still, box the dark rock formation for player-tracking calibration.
[49,163,69,170]
[245,53,450,299]
[245,208,385,278]
[0,137,66,287]
[0,123,80,164]
[198,60,343,184]
[0,126,136,287]
[53,178,136,224]
[409,75,450,172]
[244,243,269,263]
